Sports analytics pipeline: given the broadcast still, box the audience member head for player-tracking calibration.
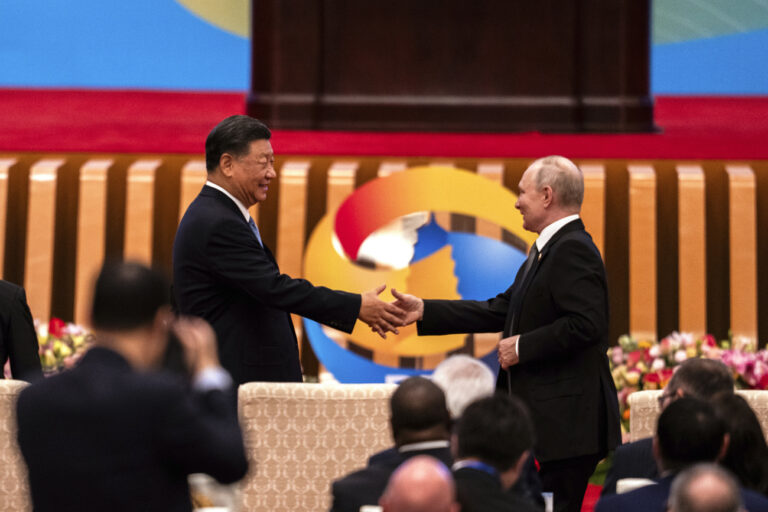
[456,393,534,489]
[379,455,459,512]
[390,377,451,447]
[668,463,745,512]
[431,355,495,419]
[660,358,734,409]
[90,261,173,368]
[711,392,768,495]
[517,156,583,233]
[205,115,271,172]
[654,397,727,474]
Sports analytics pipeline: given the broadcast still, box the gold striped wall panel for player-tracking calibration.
[581,163,606,256]
[676,165,707,336]
[726,165,758,341]
[74,160,110,324]
[628,165,657,340]
[24,159,63,322]
[0,158,12,275]
[124,160,159,265]
[1,153,767,357]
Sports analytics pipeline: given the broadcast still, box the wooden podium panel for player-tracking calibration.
[248,0,653,132]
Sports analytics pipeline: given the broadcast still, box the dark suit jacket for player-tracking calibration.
[601,437,658,496]
[418,219,620,463]
[595,474,768,512]
[330,446,453,512]
[16,347,248,512]
[454,467,543,512]
[369,447,544,508]
[173,185,361,383]
[0,280,42,381]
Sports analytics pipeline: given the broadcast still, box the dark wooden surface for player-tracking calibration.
[247,0,654,132]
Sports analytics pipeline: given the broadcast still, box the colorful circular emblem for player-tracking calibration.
[303,166,535,382]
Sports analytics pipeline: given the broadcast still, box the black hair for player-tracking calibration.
[667,358,734,400]
[205,115,271,172]
[456,393,534,472]
[656,397,726,473]
[711,392,768,495]
[390,377,451,440]
[91,261,170,330]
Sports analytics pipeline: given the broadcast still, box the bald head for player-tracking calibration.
[379,456,459,512]
[668,464,744,512]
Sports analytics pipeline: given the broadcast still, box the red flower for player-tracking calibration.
[48,317,66,338]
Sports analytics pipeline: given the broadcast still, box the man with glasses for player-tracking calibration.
[601,358,734,496]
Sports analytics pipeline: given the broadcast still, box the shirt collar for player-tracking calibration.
[535,214,580,252]
[205,181,250,222]
[398,440,450,453]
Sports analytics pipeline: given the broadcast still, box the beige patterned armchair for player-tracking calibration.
[237,382,396,512]
[0,379,30,512]
[628,389,768,441]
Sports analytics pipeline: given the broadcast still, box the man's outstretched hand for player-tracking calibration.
[390,288,424,326]
[359,284,407,338]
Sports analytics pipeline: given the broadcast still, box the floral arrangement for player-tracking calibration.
[36,318,93,375]
[609,331,768,431]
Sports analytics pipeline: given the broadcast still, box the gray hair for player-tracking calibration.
[432,355,495,419]
[530,155,584,209]
[668,463,744,512]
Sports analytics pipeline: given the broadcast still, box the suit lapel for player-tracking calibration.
[506,219,585,335]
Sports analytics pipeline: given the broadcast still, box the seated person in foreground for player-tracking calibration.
[602,358,734,496]
[711,392,768,496]
[16,261,248,512]
[330,376,452,512]
[368,355,543,508]
[595,398,768,512]
[379,455,460,512]
[0,280,43,381]
[667,464,746,512]
[453,393,542,512]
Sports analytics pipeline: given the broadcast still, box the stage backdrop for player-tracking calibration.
[1,0,767,94]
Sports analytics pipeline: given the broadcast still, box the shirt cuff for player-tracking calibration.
[193,366,233,392]
[515,336,520,357]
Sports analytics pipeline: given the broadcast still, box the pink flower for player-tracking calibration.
[611,346,624,366]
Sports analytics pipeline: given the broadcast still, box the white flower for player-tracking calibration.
[651,358,666,371]
[674,349,688,364]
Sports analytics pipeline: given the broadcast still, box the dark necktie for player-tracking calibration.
[248,217,263,247]
[506,242,539,394]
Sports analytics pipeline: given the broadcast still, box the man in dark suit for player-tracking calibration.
[595,398,768,512]
[0,280,42,381]
[602,358,734,496]
[392,156,621,512]
[173,115,404,384]
[16,262,248,512]
[453,393,542,512]
[330,377,453,512]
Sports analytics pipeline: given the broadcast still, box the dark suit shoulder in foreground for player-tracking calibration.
[16,347,247,512]
[454,467,542,512]
[601,437,658,496]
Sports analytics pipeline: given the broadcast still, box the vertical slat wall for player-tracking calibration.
[726,165,758,341]
[74,160,110,324]
[0,153,766,354]
[24,159,63,322]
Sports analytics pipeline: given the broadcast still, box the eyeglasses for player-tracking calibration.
[657,391,675,407]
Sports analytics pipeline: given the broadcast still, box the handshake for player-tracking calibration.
[358,286,424,338]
